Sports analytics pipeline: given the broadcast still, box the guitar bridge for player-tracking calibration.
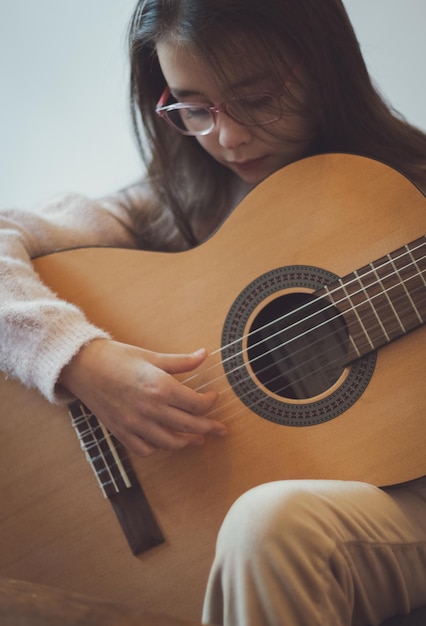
[68,400,164,555]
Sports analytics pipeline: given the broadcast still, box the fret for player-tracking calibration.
[322,283,367,359]
[319,236,426,362]
[409,241,426,289]
[353,267,390,342]
[389,253,423,325]
[366,260,405,336]
[321,275,382,362]
[404,239,426,318]
[374,248,418,334]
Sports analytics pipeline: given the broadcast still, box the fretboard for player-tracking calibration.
[319,236,426,363]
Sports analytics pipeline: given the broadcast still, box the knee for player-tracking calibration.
[216,481,334,561]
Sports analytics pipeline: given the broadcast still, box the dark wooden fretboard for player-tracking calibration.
[319,236,426,363]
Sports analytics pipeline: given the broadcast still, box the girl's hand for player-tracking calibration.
[59,339,225,457]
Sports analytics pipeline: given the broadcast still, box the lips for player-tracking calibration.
[229,156,267,172]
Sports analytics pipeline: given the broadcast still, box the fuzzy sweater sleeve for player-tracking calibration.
[0,190,140,403]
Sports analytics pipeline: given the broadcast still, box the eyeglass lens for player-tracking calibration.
[167,106,215,134]
[165,94,282,134]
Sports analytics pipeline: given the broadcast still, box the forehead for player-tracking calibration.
[156,37,286,96]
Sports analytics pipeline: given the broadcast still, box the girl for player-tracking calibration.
[1,1,425,624]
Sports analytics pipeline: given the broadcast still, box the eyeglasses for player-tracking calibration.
[155,86,286,136]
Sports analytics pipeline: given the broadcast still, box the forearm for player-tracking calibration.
[0,191,138,401]
[0,266,110,403]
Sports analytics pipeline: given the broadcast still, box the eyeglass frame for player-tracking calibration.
[155,85,290,137]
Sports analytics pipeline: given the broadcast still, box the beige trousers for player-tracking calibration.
[202,477,426,626]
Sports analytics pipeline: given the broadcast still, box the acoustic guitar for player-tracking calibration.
[0,154,425,622]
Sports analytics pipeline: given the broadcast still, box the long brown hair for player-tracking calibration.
[128,0,426,246]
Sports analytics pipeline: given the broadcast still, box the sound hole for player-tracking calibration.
[247,292,349,400]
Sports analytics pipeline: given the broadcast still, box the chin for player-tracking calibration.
[236,168,273,186]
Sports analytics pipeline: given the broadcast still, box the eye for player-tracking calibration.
[180,106,211,120]
[171,105,214,133]
[242,95,275,110]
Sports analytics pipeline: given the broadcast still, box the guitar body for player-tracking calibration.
[0,154,425,621]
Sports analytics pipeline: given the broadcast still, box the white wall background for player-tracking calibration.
[0,0,425,209]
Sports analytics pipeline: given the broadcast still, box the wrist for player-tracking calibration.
[59,338,110,396]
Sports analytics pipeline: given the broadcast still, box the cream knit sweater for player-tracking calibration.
[0,191,140,404]
[0,169,249,406]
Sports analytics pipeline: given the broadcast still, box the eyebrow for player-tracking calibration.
[171,88,204,99]
[171,71,275,100]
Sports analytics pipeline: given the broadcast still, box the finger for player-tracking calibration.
[145,400,226,438]
[139,376,225,436]
[131,370,217,418]
[170,383,227,435]
[156,347,209,375]
[171,384,218,416]
[97,415,160,459]
[124,434,159,458]
[129,420,206,455]
[110,415,204,457]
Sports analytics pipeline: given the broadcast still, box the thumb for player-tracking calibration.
[159,347,209,375]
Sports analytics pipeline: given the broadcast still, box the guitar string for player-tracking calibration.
[72,288,422,476]
[68,241,426,467]
[212,350,368,425]
[71,279,425,460]
[77,421,124,469]
[72,411,130,489]
[205,285,426,420]
[195,273,426,397]
[183,240,425,386]
[185,276,424,409]
[206,293,426,424]
[98,421,132,489]
[73,413,116,461]
[184,253,426,393]
[70,294,416,478]
[72,248,425,448]
[72,414,117,493]
[190,240,425,383]
[75,418,136,494]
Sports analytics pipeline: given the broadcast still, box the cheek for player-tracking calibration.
[195,135,218,155]
[271,113,315,143]
[274,81,318,143]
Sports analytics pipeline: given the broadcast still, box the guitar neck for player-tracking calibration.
[321,236,426,362]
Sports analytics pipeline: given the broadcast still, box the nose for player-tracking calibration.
[216,112,252,150]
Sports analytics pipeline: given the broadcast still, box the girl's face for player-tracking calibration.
[157,40,317,186]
